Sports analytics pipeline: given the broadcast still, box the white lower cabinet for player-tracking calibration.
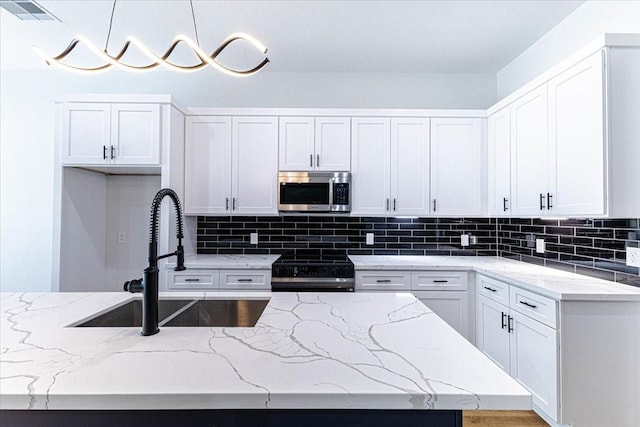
[219,270,270,290]
[355,270,472,341]
[168,269,270,291]
[476,275,558,423]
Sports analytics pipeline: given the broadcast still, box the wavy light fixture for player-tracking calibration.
[32,0,269,76]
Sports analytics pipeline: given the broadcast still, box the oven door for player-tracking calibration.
[271,277,355,292]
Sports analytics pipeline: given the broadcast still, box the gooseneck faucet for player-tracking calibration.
[124,188,186,336]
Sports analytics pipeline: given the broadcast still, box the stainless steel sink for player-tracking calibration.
[74,299,269,328]
[162,299,270,327]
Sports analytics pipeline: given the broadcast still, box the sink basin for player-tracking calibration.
[162,299,269,327]
[74,299,269,328]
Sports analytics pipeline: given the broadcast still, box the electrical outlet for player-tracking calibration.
[536,238,545,254]
[250,232,258,245]
[117,231,127,244]
[366,233,374,245]
[626,246,640,268]
[460,234,470,247]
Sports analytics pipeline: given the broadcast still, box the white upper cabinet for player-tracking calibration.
[487,107,511,216]
[279,116,350,171]
[278,117,315,170]
[184,116,233,215]
[110,104,160,165]
[351,118,391,215]
[185,116,278,216]
[62,102,160,166]
[509,85,549,216]
[548,51,605,216]
[430,118,483,216]
[232,117,279,215]
[315,117,351,171]
[62,103,111,165]
[390,118,431,216]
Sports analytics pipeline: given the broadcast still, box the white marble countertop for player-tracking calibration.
[0,291,530,411]
[349,255,640,301]
[167,254,280,269]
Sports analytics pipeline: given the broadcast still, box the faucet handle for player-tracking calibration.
[124,278,143,293]
[175,244,186,271]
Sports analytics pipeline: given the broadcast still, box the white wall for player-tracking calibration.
[0,69,495,292]
[497,0,640,99]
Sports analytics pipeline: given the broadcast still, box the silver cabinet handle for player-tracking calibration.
[501,312,507,329]
[507,315,513,333]
[539,193,546,210]
[110,145,115,159]
[503,197,508,212]
[232,197,236,210]
[310,154,313,167]
[547,193,553,209]
[433,199,437,212]
[184,278,200,282]
[393,198,396,211]
[237,278,253,282]
[386,198,389,211]
[376,279,391,283]
[316,154,320,168]
[226,197,229,210]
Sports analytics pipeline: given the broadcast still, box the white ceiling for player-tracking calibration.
[1,0,584,73]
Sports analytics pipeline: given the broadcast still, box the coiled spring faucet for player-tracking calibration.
[124,188,186,336]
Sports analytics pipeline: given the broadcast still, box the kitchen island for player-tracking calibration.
[0,291,530,426]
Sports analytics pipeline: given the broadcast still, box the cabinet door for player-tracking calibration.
[351,118,391,215]
[61,103,111,165]
[476,294,510,372]
[487,107,511,216]
[430,118,483,216]
[315,117,351,171]
[184,116,232,215]
[391,118,430,216]
[279,117,315,171]
[415,291,470,341]
[111,103,160,165]
[548,51,605,216]
[509,310,559,421]
[510,85,549,215]
[232,117,279,215]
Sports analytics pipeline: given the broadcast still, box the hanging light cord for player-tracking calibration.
[190,0,200,46]
[104,0,117,52]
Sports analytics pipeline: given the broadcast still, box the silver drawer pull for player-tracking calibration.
[237,278,253,282]
[519,300,537,309]
[184,278,200,282]
[376,279,391,283]
[433,280,448,283]
[483,286,497,292]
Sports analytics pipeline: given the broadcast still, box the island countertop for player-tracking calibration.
[0,291,530,411]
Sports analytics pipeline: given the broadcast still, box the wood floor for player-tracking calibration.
[463,410,549,427]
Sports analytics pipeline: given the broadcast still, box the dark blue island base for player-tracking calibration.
[1,409,463,427]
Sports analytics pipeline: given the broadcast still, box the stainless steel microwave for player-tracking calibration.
[278,171,351,213]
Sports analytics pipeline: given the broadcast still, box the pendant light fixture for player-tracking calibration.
[32,0,269,76]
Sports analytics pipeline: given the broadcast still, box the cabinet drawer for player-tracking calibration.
[220,270,270,290]
[476,275,509,304]
[509,285,558,329]
[356,271,411,291]
[412,271,468,290]
[169,272,218,289]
